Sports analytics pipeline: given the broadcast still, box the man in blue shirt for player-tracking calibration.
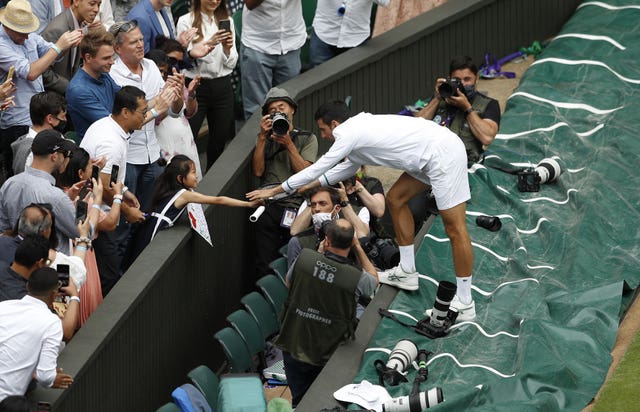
[66,28,120,140]
[0,0,81,176]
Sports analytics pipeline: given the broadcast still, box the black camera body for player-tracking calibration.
[269,111,290,136]
[438,77,464,98]
[517,168,541,192]
[360,235,400,270]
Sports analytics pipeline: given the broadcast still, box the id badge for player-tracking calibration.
[280,207,297,228]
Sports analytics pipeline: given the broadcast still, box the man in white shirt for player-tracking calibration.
[108,20,183,210]
[0,267,74,400]
[240,0,306,119]
[248,100,477,322]
[310,0,389,67]
[80,85,148,295]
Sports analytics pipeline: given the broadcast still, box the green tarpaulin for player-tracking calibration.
[349,1,640,410]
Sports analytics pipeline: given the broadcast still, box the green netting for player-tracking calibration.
[349,1,640,410]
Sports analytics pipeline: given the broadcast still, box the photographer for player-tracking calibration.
[416,56,500,165]
[276,219,377,407]
[287,186,370,268]
[251,87,318,280]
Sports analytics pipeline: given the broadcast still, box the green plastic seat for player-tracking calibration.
[214,327,254,372]
[256,274,288,317]
[187,365,219,409]
[278,244,288,258]
[268,256,288,282]
[227,309,266,368]
[241,292,279,340]
[156,402,181,412]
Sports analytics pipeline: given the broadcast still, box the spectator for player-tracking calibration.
[41,0,102,95]
[0,78,16,115]
[275,219,377,407]
[95,0,114,30]
[240,0,306,119]
[177,0,237,169]
[0,234,49,302]
[310,0,390,67]
[126,0,176,53]
[58,146,118,324]
[27,0,64,34]
[0,0,81,177]
[125,155,259,268]
[66,28,119,140]
[0,267,74,400]
[416,55,500,165]
[251,87,317,280]
[10,91,67,175]
[147,40,202,180]
[0,130,78,254]
[248,101,477,322]
[79,85,147,295]
[108,19,183,210]
[287,186,370,267]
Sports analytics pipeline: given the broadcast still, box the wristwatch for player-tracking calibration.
[464,107,474,116]
[339,200,349,207]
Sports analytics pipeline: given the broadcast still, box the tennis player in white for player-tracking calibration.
[247,100,476,321]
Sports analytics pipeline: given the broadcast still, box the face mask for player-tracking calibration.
[53,119,67,133]
[462,84,477,101]
[312,212,333,230]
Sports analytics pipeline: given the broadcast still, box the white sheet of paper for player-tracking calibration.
[187,203,213,246]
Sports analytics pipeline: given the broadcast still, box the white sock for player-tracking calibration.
[398,245,416,272]
[456,276,473,304]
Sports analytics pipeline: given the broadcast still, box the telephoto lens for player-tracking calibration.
[387,340,418,372]
[475,215,502,232]
[270,111,290,136]
[428,281,456,327]
[535,158,562,184]
[382,387,444,411]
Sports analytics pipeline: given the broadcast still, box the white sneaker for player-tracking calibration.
[378,266,419,291]
[425,294,476,322]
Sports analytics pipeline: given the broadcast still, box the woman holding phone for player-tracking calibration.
[177,0,237,170]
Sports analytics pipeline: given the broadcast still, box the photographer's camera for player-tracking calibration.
[270,111,290,136]
[438,77,463,98]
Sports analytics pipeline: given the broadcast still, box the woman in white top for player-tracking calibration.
[176,0,237,170]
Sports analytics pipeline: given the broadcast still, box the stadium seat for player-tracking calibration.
[268,257,288,282]
[241,292,279,340]
[214,327,255,373]
[256,274,288,316]
[278,244,288,258]
[227,309,266,369]
[187,365,220,409]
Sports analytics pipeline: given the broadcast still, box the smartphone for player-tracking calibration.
[57,264,70,288]
[5,66,14,83]
[91,165,100,182]
[37,402,51,412]
[77,178,92,200]
[219,19,231,32]
[76,200,88,223]
[110,164,119,186]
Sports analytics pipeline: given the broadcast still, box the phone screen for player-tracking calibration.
[76,200,88,224]
[219,19,231,32]
[57,264,70,287]
[110,164,120,186]
[91,165,100,182]
[77,178,92,200]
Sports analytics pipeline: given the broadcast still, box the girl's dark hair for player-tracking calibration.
[150,155,195,210]
[155,35,185,55]
[58,147,91,188]
[191,0,229,43]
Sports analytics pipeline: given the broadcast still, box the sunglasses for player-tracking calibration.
[56,149,73,159]
[114,20,138,35]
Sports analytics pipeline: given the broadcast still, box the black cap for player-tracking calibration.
[31,129,75,156]
[28,267,59,295]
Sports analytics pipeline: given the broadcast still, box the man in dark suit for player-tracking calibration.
[41,0,101,95]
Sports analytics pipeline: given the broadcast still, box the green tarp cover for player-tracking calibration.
[349,1,640,410]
